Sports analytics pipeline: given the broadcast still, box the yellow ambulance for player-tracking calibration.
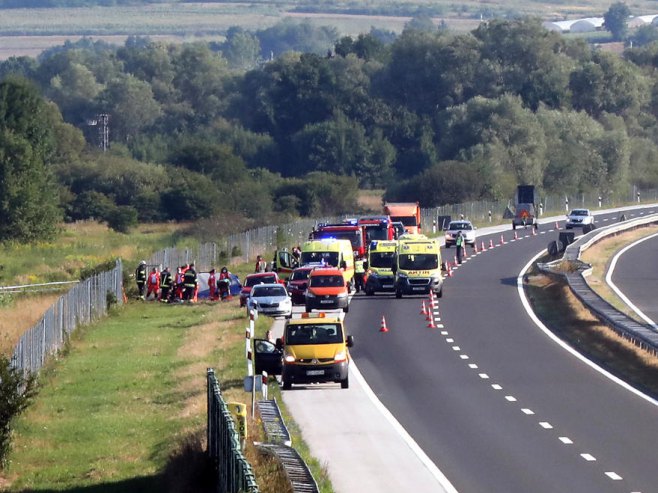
[300,238,354,289]
[364,240,397,295]
[394,234,443,298]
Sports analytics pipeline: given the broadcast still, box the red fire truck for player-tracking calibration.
[309,222,366,259]
[357,215,396,243]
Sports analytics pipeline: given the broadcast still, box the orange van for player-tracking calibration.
[304,267,350,313]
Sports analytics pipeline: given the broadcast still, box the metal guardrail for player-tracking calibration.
[539,212,658,356]
[207,369,259,493]
[11,259,124,374]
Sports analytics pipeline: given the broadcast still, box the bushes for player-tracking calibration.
[0,356,36,467]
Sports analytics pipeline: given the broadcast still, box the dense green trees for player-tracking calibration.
[3,15,658,230]
[0,78,63,241]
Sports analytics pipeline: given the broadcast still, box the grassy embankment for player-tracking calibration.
[0,221,331,492]
[525,225,658,398]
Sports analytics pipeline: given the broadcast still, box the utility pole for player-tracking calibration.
[87,113,110,152]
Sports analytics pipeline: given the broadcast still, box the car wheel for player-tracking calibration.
[445,243,451,248]
[395,289,402,299]
[343,304,349,313]
[437,287,443,298]
[305,304,311,313]
[341,376,349,389]
[365,287,374,296]
[282,378,292,390]
[512,223,516,230]
[566,226,571,230]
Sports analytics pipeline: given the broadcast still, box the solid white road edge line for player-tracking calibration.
[350,363,459,493]
[518,250,658,407]
[604,231,658,329]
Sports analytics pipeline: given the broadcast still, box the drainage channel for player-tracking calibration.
[256,399,319,493]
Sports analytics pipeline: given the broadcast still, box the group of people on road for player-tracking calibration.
[135,261,235,303]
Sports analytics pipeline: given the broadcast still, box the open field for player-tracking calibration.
[1,1,655,60]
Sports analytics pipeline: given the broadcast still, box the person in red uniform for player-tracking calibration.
[174,266,185,302]
[208,268,218,301]
[146,267,160,300]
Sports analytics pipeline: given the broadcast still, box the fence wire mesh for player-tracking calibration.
[207,369,259,493]
[12,260,124,375]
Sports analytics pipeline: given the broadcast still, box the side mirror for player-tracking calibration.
[346,335,354,348]
[340,260,347,270]
[275,338,283,350]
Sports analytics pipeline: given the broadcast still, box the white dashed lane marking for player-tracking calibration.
[468,364,478,369]
[581,453,596,462]
[559,436,573,444]
[539,422,553,429]
[478,373,490,379]
[505,396,517,402]
[521,408,535,415]
[492,384,502,390]
[459,354,469,360]
[605,472,623,481]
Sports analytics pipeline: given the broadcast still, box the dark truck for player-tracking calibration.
[512,185,538,230]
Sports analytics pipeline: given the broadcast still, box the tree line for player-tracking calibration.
[3,16,658,240]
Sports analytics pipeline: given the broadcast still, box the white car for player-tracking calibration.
[246,283,293,318]
[444,220,477,247]
[566,209,594,229]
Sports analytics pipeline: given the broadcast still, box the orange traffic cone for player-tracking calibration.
[427,315,436,329]
[500,234,505,245]
[555,221,560,230]
[489,238,494,249]
[446,264,453,277]
[420,300,428,316]
[464,247,469,258]
[481,241,486,251]
[513,231,518,240]
[532,227,537,236]
[473,243,478,254]
[380,316,389,333]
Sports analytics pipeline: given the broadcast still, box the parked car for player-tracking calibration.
[286,266,314,305]
[444,220,477,247]
[239,272,282,307]
[566,209,594,229]
[246,283,292,318]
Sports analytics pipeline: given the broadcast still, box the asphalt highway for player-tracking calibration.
[608,229,658,325]
[280,205,658,493]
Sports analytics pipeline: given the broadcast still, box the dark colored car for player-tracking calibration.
[286,266,314,305]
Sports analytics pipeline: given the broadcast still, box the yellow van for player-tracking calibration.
[394,234,443,298]
[300,239,354,289]
[280,313,354,389]
[364,240,397,295]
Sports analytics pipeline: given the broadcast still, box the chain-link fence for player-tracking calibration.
[12,260,124,375]
[207,369,259,493]
[144,187,658,271]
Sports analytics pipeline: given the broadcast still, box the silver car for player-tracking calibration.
[444,220,477,247]
[246,283,293,318]
[566,209,594,229]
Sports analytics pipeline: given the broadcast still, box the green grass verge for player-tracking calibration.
[6,301,218,491]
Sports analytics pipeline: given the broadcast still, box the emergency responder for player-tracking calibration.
[455,230,464,265]
[159,267,172,302]
[208,268,218,301]
[174,266,185,302]
[183,262,198,302]
[255,255,267,273]
[135,260,147,299]
[354,258,366,293]
[218,266,232,301]
[146,267,160,300]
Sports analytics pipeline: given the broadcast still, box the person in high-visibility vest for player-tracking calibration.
[455,231,464,265]
[135,260,147,299]
[146,267,160,300]
[354,258,365,293]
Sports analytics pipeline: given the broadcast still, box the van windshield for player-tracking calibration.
[301,252,339,267]
[246,275,276,287]
[369,251,396,268]
[363,225,388,241]
[309,275,344,287]
[286,323,343,345]
[398,254,438,270]
[312,230,363,249]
